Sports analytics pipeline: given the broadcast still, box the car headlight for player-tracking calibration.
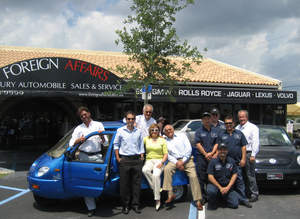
[297,155,300,166]
[37,166,50,177]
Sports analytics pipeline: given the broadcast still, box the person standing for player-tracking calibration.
[136,104,156,138]
[207,142,239,210]
[194,112,219,204]
[162,124,203,211]
[69,106,106,217]
[142,123,168,211]
[114,111,145,214]
[218,115,252,208]
[236,110,259,202]
[210,108,226,134]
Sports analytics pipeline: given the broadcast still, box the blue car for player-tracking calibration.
[27,121,189,206]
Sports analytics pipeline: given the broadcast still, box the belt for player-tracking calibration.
[246,151,252,153]
[120,155,140,159]
[80,150,101,156]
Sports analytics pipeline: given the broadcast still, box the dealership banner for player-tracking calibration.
[0,57,125,97]
[0,57,297,104]
[135,86,297,104]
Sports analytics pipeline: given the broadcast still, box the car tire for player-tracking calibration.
[33,194,57,207]
[173,185,188,201]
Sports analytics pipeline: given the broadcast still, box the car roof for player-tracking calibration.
[103,121,125,130]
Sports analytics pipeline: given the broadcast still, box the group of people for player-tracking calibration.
[195,109,259,210]
[69,104,260,217]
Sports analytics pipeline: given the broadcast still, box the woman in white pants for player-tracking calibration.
[142,123,168,211]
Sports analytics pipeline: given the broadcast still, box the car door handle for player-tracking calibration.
[94,167,102,171]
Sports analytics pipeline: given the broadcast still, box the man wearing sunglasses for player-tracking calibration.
[136,104,156,138]
[218,115,252,208]
[69,106,107,217]
[114,111,144,214]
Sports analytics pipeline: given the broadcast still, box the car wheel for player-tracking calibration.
[33,194,57,207]
[173,185,188,201]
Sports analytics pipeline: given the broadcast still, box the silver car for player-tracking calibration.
[172,119,202,146]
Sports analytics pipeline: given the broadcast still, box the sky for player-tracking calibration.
[1,0,300,100]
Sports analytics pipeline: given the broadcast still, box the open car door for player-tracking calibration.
[63,131,115,198]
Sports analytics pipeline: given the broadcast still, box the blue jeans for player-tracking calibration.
[207,183,239,210]
[235,166,248,203]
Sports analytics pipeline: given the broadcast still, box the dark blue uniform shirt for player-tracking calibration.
[194,126,218,154]
[207,156,237,187]
[218,129,248,163]
[214,120,226,135]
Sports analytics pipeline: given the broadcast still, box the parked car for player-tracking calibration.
[172,119,202,146]
[255,125,300,188]
[293,118,300,136]
[27,121,189,206]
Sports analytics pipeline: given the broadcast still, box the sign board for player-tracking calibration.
[0,57,125,97]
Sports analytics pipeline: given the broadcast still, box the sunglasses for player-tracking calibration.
[225,122,233,125]
[151,128,159,132]
[126,118,135,121]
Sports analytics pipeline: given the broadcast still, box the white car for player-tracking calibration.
[172,119,202,146]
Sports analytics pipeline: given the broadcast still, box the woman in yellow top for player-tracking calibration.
[142,123,168,211]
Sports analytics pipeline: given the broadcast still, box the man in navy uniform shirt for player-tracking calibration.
[210,108,225,134]
[218,115,252,208]
[194,112,218,204]
[207,142,239,210]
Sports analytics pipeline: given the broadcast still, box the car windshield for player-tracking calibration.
[295,118,300,123]
[187,121,202,131]
[259,126,293,146]
[173,120,189,130]
[47,128,74,158]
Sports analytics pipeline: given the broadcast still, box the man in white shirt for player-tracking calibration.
[69,106,106,217]
[135,104,156,138]
[162,124,203,211]
[236,110,259,202]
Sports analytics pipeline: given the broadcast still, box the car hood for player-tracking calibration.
[256,146,296,167]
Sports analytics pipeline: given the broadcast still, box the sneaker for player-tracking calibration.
[241,201,252,208]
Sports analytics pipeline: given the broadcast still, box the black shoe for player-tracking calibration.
[200,198,207,205]
[132,206,141,214]
[241,201,252,208]
[249,195,258,202]
[88,209,96,217]
[122,207,129,214]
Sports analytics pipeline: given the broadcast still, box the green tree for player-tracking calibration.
[115,0,203,103]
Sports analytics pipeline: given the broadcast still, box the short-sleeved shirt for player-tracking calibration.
[207,156,237,187]
[214,120,226,135]
[69,120,105,153]
[144,137,168,160]
[136,115,156,138]
[194,126,218,154]
[218,129,248,163]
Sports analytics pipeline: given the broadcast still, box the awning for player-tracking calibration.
[0,57,297,104]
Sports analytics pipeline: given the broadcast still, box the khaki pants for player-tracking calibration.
[163,158,202,201]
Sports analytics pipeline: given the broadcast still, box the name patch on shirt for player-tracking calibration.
[215,164,222,171]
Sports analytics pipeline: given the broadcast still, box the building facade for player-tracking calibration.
[0,46,296,150]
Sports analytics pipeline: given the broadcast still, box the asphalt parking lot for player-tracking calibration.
[1,151,300,219]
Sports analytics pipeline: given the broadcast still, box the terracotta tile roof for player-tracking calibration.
[0,45,280,87]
